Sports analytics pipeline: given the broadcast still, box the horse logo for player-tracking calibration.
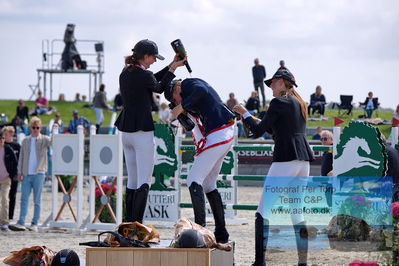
[334,121,386,176]
[153,124,177,178]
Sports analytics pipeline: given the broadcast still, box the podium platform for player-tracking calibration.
[86,240,234,266]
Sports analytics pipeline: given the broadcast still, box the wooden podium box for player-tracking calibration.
[86,243,234,266]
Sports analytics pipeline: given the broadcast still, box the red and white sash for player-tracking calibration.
[188,114,235,156]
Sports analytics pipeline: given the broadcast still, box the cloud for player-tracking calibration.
[0,0,398,109]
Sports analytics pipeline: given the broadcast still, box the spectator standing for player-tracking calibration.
[245,91,260,115]
[2,126,20,221]
[308,85,326,117]
[68,110,91,134]
[252,58,267,106]
[93,84,111,133]
[9,117,51,232]
[0,130,18,231]
[33,91,49,115]
[359,91,379,118]
[81,95,87,102]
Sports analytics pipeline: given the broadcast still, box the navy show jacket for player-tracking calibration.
[181,78,235,135]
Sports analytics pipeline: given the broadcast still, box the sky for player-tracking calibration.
[0,0,398,109]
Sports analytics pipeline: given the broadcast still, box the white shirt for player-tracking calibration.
[366,98,374,110]
[28,137,38,175]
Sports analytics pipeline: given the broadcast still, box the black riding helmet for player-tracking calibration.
[51,249,80,266]
[177,229,205,248]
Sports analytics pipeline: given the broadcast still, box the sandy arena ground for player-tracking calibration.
[0,183,393,265]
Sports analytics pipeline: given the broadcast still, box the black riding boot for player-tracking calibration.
[125,188,135,222]
[131,183,150,224]
[95,124,100,134]
[189,182,206,227]
[252,212,268,266]
[206,189,229,243]
[293,221,308,266]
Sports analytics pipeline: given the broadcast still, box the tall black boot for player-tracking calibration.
[131,183,150,224]
[124,188,135,222]
[252,212,268,266]
[293,222,308,266]
[189,182,206,227]
[206,189,229,243]
[95,124,100,134]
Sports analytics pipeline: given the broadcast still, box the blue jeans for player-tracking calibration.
[365,108,373,118]
[18,174,45,225]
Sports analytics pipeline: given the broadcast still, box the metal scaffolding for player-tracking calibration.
[34,39,105,101]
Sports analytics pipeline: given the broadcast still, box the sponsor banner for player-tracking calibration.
[144,190,179,222]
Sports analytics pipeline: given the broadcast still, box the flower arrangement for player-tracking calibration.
[339,195,372,220]
[94,183,125,223]
[3,246,55,266]
[95,183,116,198]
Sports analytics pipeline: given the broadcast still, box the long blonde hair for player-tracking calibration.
[282,80,308,120]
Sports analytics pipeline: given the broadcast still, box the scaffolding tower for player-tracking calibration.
[34,39,105,101]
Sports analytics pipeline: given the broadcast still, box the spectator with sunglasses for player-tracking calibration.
[320,130,334,176]
[0,130,18,231]
[9,117,51,232]
[1,126,20,222]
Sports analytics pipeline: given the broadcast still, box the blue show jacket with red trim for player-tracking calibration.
[181,78,235,135]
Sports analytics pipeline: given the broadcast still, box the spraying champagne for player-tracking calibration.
[171,39,192,73]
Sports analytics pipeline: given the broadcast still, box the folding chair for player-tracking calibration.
[337,95,353,116]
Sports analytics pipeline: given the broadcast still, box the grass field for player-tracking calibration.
[0,99,395,137]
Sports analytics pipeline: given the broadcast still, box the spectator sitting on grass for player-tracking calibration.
[245,91,260,115]
[14,99,29,126]
[31,91,49,115]
[68,110,91,134]
[74,93,81,102]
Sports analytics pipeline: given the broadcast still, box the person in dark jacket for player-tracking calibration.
[93,83,111,133]
[114,39,185,223]
[245,91,260,115]
[2,126,20,221]
[165,78,235,243]
[359,91,379,118]
[320,130,334,207]
[0,130,18,231]
[234,67,313,266]
[14,99,29,126]
[308,85,326,116]
[252,58,267,106]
